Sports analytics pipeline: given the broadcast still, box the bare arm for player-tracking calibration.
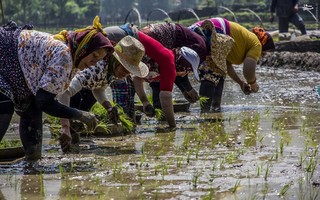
[227,62,251,95]
[133,76,148,105]
[159,91,176,128]
[243,57,259,93]
[132,76,155,117]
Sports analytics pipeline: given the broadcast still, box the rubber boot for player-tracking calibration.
[211,78,225,112]
[199,80,215,112]
[19,106,43,161]
[24,143,42,161]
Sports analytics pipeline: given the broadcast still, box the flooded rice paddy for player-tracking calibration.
[1,65,320,200]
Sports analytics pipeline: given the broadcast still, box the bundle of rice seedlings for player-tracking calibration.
[0,139,22,148]
[91,102,135,133]
[155,108,164,120]
[199,96,209,107]
[117,105,135,132]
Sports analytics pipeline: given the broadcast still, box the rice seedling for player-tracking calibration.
[199,96,209,107]
[297,176,320,200]
[187,149,193,164]
[91,102,135,133]
[261,182,269,199]
[264,107,270,116]
[94,122,111,134]
[39,171,45,196]
[231,179,241,193]
[225,152,236,164]
[227,114,232,124]
[176,156,183,168]
[155,108,164,120]
[202,188,214,200]
[154,162,161,175]
[312,147,318,157]
[219,157,226,170]
[0,139,22,148]
[183,132,191,150]
[192,170,201,189]
[117,105,135,132]
[211,161,217,173]
[278,181,292,197]
[139,153,147,168]
[112,161,124,178]
[58,164,65,179]
[264,164,271,181]
[305,157,317,178]
[258,135,265,146]
[257,164,262,177]
[280,139,284,156]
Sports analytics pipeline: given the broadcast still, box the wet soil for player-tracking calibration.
[1,62,320,199]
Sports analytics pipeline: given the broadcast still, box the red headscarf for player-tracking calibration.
[54,16,114,68]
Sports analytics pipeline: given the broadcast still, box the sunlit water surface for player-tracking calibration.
[1,66,320,200]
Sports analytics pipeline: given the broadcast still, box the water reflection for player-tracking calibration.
[1,66,320,199]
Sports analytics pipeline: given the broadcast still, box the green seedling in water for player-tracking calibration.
[95,122,111,134]
[257,164,262,177]
[0,139,22,148]
[264,164,271,181]
[279,139,285,156]
[155,108,164,120]
[203,188,214,200]
[231,179,241,193]
[118,107,135,132]
[278,181,292,197]
[306,157,317,178]
[183,132,191,150]
[91,102,135,133]
[39,171,45,196]
[176,157,183,168]
[58,164,64,179]
[192,171,201,189]
[136,94,153,105]
[154,163,161,175]
[199,96,209,107]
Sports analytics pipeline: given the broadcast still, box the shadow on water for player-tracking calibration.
[1,66,320,199]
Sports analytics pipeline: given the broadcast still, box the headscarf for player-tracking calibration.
[175,46,200,81]
[252,27,275,51]
[54,16,114,68]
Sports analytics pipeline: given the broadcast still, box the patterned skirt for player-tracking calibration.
[198,55,225,86]
[0,21,33,112]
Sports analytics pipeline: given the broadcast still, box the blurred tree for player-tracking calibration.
[1,0,100,27]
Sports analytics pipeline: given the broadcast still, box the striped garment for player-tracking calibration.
[188,17,231,35]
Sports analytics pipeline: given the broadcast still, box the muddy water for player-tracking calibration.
[1,66,320,200]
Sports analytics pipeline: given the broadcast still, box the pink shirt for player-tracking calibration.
[138,31,176,92]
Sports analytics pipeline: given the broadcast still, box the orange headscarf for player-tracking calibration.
[252,27,275,51]
[252,27,268,45]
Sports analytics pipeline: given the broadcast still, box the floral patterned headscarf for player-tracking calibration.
[54,16,114,68]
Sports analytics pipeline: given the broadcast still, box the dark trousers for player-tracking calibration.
[70,89,97,112]
[278,13,306,35]
[17,99,43,160]
[0,92,14,141]
[199,79,224,112]
[0,92,43,160]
